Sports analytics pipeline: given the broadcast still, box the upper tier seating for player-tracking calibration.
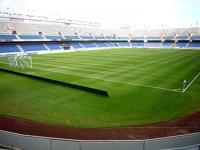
[118,36,129,40]
[106,36,117,39]
[163,35,174,40]
[190,35,200,40]
[64,36,80,40]
[0,22,9,33]
[95,36,106,40]
[45,35,64,40]
[176,35,188,40]
[132,36,144,40]
[0,34,17,40]
[80,35,94,40]
[147,36,161,40]
[19,35,44,39]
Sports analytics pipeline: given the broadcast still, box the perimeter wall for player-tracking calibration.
[0,130,200,150]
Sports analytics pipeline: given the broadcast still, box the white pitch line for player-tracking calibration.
[35,66,181,93]
[183,72,200,93]
[0,60,185,93]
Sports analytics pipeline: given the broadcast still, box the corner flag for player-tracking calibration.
[182,79,187,92]
[183,80,187,84]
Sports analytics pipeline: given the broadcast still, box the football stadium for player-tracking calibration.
[0,0,200,149]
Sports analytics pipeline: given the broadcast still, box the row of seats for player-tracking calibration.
[1,33,200,41]
[1,42,199,54]
[2,21,200,38]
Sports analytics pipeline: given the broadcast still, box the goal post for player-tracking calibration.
[8,53,32,69]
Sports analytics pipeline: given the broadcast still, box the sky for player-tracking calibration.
[0,0,200,28]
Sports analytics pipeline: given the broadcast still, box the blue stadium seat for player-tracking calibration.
[70,43,83,49]
[147,36,161,40]
[107,42,116,47]
[81,42,97,48]
[163,36,174,40]
[80,36,94,40]
[20,44,48,52]
[0,45,20,53]
[145,42,161,47]
[0,34,17,40]
[190,35,200,40]
[65,36,80,40]
[45,35,63,40]
[176,42,187,47]
[131,42,144,47]
[132,36,144,40]
[118,37,129,40]
[106,36,117,39]
[19,35,43,39]
[117,42,131,47]
[176,35,188,40]
[188,42,200,48]
[95,42,109,47]
[95,36,106,40]
[162,42,174,47]
[46,43,62,51]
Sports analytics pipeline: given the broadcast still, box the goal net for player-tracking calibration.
[8,53,32,69]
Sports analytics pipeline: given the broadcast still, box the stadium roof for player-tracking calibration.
[0,0,200,29]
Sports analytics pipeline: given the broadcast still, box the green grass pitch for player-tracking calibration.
[0,48,200,128]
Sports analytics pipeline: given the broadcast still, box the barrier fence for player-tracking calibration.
[0,130,200,150]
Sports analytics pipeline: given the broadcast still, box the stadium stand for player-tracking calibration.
[70,43,83,49]
[162,42,174,47]
[191,35,200,40]
[0,20,200,54]
[176,42,188,48]
[118,36,129,40]
[0,34,17,40]
[163,35,175,40]
[0,45,21,53]
[132,36,144,40]
[145,42,162,47]
[81,42,97,48]
[188,42,200,47]
[176,35,189,40]
[117,42,131,47]
[95,36,106,40]
[64,35,80,40]
[95,42,110,47]
[20,44,48,52]
[80,35,94,40]
[147,36,161,40]
[45,35,64,40]
[18,34,44,40]
[46,43,63,51]
[131,42,144,47]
